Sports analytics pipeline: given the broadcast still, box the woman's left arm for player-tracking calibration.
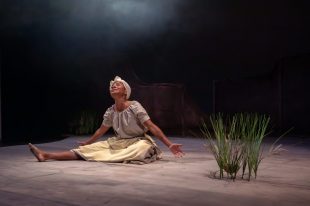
[143,119,184,157]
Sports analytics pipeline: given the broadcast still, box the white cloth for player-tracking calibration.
[102,101,150,138]
[110,76,131,99]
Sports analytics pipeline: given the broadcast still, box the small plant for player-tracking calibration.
[68,110,101,135]
[201,113,286,181]
[236,113,270,180]
[201,114,245,180]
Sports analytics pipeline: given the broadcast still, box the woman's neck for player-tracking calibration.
[114,98,129,112]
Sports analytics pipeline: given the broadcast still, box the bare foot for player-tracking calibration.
[28,143,45,162]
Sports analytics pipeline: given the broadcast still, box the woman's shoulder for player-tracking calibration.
[102,105,115,119]
[129,100,148,113]
[129,100,143,108]
[105,105,115,113]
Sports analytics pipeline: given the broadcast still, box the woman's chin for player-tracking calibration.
[110,93,123,98]
[110,90,118,94]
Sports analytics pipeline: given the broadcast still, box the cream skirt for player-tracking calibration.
[71,134,162,164]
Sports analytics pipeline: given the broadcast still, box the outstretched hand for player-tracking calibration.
[77,141,88,146]
[169,143,185,158]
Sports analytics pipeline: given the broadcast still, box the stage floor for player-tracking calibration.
[0,136,310,206]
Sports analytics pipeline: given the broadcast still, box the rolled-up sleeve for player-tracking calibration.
[101,107,113,127]
[131,101,150,124]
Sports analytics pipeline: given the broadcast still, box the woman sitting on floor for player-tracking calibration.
[28,76,184,163]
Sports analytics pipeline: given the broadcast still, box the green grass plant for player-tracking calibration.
[201,113,245,180]
[69,110,101,135]
[237,113,270,180]
[201,113,280,181]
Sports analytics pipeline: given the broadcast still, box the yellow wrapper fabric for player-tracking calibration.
[71,134,162,164]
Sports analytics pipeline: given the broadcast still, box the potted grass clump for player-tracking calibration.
[201,113,284,181]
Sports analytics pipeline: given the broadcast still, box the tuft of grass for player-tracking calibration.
[68,110,101,135]
[201,113,245,180]
[201,113,285,181]
[237,113,270,180]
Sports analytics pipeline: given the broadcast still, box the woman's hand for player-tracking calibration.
[77,141,89,146]
[76,125,110,147]
[143,120,185,158]
[169,143,185,158]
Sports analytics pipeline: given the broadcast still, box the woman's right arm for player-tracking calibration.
[78,125,110,146]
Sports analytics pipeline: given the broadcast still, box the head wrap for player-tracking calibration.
[110,76,131,99]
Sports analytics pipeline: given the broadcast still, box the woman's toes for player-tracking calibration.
[28,143,45,162]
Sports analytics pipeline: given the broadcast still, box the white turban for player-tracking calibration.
[110,76,131,99]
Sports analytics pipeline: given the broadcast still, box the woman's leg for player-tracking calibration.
[28,143,82,162]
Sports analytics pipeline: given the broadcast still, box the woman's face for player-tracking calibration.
[110,81,126,98]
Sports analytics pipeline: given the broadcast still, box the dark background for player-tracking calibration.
[1,0,310,144]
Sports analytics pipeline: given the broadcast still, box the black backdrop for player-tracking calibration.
[1,0,310,143]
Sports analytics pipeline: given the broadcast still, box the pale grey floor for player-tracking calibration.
[0,136,310,206]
